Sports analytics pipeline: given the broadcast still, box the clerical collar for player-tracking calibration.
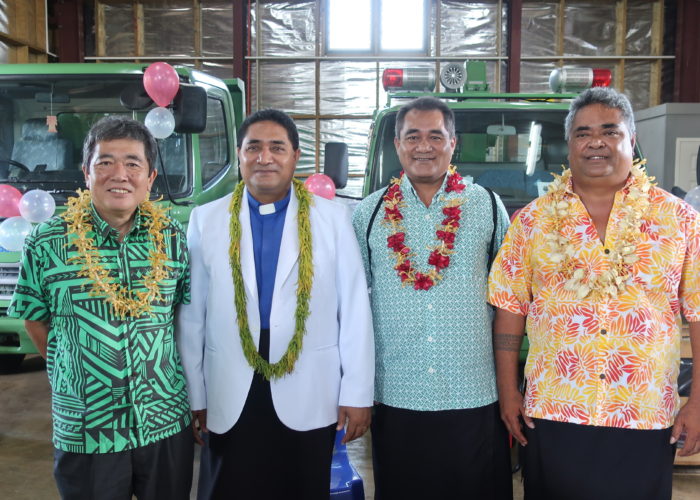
[246,188,291,216]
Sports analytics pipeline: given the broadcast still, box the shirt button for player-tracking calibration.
[425,214,431,221]
[604,249,610,254]
[428,367,435,374]
[600,373,606,380]
[600,329,607,335]
[427,304,433,310]
[427,336,434,342]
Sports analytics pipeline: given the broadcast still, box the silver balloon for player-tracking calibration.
[144,107,175,139]
[684,185,700,212]
[19,189,56,223]
[0,216,32,252]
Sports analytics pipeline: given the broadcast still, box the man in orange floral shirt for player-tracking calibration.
[488,86,700,500]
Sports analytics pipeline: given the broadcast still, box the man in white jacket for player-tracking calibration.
[176,108,374,500]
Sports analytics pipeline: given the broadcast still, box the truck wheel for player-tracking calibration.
[0,354,25,374]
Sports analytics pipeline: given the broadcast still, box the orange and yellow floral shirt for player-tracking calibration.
[488,174,700,430]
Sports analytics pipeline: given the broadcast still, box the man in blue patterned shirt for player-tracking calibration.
[9,116,193,500]
[352,97,513,499]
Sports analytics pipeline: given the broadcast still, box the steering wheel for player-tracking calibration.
[0,158,31,174]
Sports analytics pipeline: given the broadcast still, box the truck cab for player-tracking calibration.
[0,63,244,371]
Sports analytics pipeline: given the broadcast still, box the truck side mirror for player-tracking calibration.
[323,142,348,189]
[173,84,207,134]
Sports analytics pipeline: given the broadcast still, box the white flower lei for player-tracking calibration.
[544,160,653,300]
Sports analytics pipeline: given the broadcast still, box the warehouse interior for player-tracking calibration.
[1,1,700,499]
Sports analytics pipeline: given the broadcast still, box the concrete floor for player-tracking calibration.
[2,355,699,499]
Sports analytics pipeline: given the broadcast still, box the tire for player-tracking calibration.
[0,354,26,374]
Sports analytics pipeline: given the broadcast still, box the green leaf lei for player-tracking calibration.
[228,179,314,380]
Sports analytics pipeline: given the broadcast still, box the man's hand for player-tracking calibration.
[671,399,700,456]
[499,389,534,447]
[191,409,208,446]
[24,319,50,359]
[337,406,371,444]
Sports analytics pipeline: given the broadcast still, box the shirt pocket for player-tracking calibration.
[152,275,179,307]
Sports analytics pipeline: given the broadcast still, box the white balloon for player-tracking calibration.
[684,185,700,212]
[145,107,175,139]
[19,189,56,223]
[0,216,32,252]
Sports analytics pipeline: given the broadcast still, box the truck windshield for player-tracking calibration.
[0,76,190,203]
[370,109,569,211]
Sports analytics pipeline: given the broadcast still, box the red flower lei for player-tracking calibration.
[383,166,466,290]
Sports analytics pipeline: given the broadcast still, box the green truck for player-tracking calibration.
[0,63,245,371]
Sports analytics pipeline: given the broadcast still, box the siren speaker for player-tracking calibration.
[440,63,467,91]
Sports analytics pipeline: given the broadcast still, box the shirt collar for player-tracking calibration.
[90,202,144,245]
[400,172,451,205]
[246,188,291,215]
[564,169,636,196]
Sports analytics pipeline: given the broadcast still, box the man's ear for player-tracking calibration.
[630,134,636,150]
[147,167,158,191]
[294,148,301,162]
[82,165,90,188]
[394,136,400,151]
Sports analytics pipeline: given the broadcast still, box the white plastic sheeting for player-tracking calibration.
[440,1,505,57]
[521,2,557,57]
[103,4,135,56]
[250,61,316,113]
[143,3,196,57]
[520,0,667,111]
[202,3,235,57]
[0,42,8,65]
[319,62,378,115]
[251,1,316,57]
[101,0,233,79]
[562,3,617,56]
[0,0,9,41]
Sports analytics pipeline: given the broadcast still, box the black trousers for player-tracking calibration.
[53,426,194,500]
[371,402,513,500]
[197,328,336,500]
[523,418,676,500]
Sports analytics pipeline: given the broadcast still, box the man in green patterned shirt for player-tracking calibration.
[9,116,193,500]
[352,97,513,499]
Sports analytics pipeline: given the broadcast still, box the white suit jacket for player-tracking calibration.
[176,187,374,433]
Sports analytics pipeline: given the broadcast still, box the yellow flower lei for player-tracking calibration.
[63,189,171,318]
[545,159,653,300]
[228,179,314,380]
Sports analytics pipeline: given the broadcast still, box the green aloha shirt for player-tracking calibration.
[8,202,191,453]
[352,175,510,411]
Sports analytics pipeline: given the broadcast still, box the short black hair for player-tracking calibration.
[395,96,456,139]
[82,115,157,173]
[565,87,636,141]
[237,108,300,150]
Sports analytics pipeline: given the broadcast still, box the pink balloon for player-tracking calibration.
[0,184,22,218]
[143,62,180,107]
[304,174,336,200]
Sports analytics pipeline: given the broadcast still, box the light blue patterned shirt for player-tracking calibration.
[352,175,509,411]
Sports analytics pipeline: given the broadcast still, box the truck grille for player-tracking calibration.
[0,262,20,301]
